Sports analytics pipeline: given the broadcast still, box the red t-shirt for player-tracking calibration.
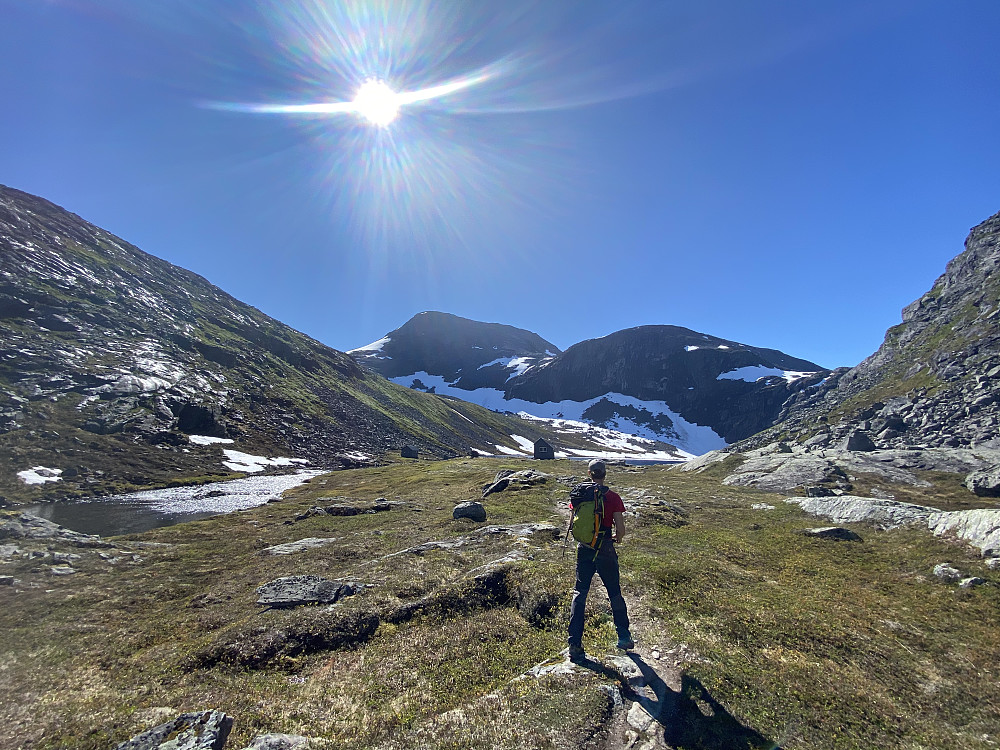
[569,484,625,529]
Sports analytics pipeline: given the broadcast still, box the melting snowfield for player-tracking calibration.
[390,371,726,455]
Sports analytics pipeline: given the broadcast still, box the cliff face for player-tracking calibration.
[0,186,549,500]
[750,210,1000,451]
[506,325,827,444]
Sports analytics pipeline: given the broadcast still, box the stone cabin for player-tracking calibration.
[533,438,555,460]
[401,445,419,459]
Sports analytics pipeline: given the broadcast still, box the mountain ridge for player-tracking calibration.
[351,315,829,452]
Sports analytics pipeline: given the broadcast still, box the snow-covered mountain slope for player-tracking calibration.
[352,317,830,454]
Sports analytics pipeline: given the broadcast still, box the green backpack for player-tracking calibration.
[570,483,606,548]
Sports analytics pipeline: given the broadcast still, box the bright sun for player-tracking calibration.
[352,79,400,127]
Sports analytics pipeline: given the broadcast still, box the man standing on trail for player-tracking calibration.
[567,459,633,662]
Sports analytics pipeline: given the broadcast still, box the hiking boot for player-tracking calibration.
[616,634,635,651]
[568,644,586,663]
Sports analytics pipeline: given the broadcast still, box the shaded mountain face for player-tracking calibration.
[0,186,555,501]
[746,210,1000,452]
[352,316,828,453]
[350,311,561,391]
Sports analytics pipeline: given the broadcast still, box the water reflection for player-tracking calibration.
[25,470,323,537]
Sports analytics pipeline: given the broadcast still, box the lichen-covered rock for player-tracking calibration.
[114,709,233,750]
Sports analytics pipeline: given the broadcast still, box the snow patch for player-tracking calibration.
[511,434,535,452]
[348,337,392,357]
[189,435,235,446]
[18,466,63,485]
[222,450,310,473]
[717,366,818,384]
[495,444,529,456]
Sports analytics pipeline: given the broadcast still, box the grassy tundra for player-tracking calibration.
[1,457,998,749]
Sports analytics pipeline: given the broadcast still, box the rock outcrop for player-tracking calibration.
[785,495,1000,556]
[114,710,233,750]
[747,210,1000,453]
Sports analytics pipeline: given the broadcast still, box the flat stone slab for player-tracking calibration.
[256,575,363,607]
[788,496,1000,556]
[261,537,339,556]
[786,496,934,530]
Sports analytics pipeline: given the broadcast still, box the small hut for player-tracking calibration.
[533,438,555,460]
[401,445,419,459]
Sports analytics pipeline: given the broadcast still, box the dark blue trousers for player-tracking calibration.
[567,538,630,647]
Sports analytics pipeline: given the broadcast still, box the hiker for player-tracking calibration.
[566,458,633,662]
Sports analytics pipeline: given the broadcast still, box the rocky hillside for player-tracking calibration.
[353,317,828,453]
[0,186,561,502]
[746,209,1000,453]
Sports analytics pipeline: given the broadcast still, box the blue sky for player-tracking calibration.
[2,0,998,369]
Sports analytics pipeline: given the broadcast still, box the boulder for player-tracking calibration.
[845,430,877,452]
[256,575,364,607]
[0,513,109,547]
[114,709,233,750]
[965,465,1000,497]
[0,575,14,586]
[933,563,961,582]
[453,501,487,522]
[481,478,511,498]
[323,503,363,516]
[959,577,986,588]
[800,527,863,542]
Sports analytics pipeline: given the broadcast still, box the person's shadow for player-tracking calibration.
[575,652,777,749]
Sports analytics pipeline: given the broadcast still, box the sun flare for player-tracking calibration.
[352,79,400,127]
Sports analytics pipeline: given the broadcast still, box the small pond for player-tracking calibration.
[24,470,323,537]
